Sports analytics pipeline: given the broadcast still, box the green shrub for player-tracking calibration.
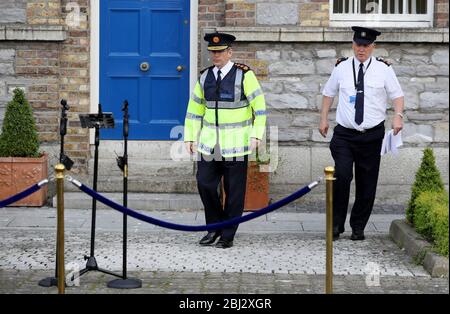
[414,190,449,257]
[406,148,444,223]
[414,191,447,241]
[0,88,39,158]
[430,200,449,257]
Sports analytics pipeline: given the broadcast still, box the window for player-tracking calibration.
[330,0,434,27]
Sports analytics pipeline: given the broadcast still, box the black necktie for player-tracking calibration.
[216,69,222,87]
[355,63,364,125]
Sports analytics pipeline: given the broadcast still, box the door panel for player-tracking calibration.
[100,0,190,140]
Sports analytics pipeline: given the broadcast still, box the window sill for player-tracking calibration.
[0,24,67,41]
[216,27,448,43]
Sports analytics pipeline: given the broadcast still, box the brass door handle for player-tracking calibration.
[140,62,150,72]
[176,65,183,72]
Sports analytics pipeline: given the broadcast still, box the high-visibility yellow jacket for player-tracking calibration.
[184,63,266,158]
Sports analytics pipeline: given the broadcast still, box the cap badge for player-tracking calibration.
[361,31,366,37]
[213,36,220,43]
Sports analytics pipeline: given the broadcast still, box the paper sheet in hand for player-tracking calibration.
[380,130,403,156]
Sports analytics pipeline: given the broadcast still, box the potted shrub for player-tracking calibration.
[218,143,271,212]
[0,88,48,206]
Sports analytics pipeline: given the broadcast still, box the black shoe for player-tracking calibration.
[350,230,365,241]
[333,226,344,241]
[215,238,233,249]
[199,232,221,246]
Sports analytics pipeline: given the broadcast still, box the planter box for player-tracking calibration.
[0,153,48,206]
[219,161,270,212]
[244,161,269,212]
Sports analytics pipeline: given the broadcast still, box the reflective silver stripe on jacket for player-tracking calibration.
[246,88,263,102]
[234,68,243,102]
[198,143,214,153]
[203,118,252,129]
[221,146,250,155]
[191,93,204,105]
[199,71,208,91]
[206,100,249,109]
[254,110,266,116]
[186,113,203,120]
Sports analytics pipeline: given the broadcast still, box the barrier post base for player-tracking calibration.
[107,278,142,289]
[38,276,58,287]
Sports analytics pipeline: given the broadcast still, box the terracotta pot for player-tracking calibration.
[219,161,270,212]
[244,161,269,211]
[0,153,48,206]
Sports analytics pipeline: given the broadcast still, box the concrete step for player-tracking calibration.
[87,159,195,177]
[92,140,189,160]
[53,192,203,211]
[65,175,198,193]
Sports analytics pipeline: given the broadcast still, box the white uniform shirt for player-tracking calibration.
[213,61,234,80]
[322,56,404,131]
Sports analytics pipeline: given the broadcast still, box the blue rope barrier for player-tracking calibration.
[0,179,49,208]
[69,178,319,232]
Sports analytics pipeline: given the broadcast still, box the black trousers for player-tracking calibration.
[330,122,385,232]
[196,153,248,240]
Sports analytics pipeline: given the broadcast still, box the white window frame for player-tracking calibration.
[329,0,434,28]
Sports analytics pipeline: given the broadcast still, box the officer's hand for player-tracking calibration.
[392,115,403,136]
[319,119,329,138]
[185,141,197,154]
[250,138,261,151]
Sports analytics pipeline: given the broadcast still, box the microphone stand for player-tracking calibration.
[107,100,142,289]
[38,99,73,287]
[71,104,121,282]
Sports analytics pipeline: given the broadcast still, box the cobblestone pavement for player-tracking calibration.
[0,208,448,294]
[1,270,448,294]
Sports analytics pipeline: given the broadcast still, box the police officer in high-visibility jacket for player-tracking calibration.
[184,32,266,248]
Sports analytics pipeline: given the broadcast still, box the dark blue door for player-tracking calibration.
[100,0,190,140]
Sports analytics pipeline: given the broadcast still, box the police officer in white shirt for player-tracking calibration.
[319,26,404,241]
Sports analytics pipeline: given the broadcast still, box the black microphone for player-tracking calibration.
[61,99,69,110]
[122,100,129,138]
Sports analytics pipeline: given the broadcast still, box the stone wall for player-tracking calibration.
[228,41,449,210]
[0,0,90,174]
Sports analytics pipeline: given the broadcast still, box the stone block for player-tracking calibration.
[402,123,433,143]
[260,81,283,94]
[0,63,14,75]
[265,93,309,109]
[270,146,311,184]
[291,112,320,128]
[434,122,449,143]
[310,147,334,182]
[277,128,310,143]
[284,80,319,93]
[419,92,449,110]
[315,49,336,58]
[268,60,315,75]
[0,49,15,62]
[431,49,449,64]
[315,59,335,75]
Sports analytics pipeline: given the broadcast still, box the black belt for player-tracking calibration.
[337,121,384,134]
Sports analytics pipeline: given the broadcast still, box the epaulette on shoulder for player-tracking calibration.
[234,63,251,72]
[200,65,214,74]
[335,57,348,67]
[376,57,392,67]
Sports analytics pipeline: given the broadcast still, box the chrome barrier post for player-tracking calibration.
[325,166,335,294]
[55,164,65,294]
